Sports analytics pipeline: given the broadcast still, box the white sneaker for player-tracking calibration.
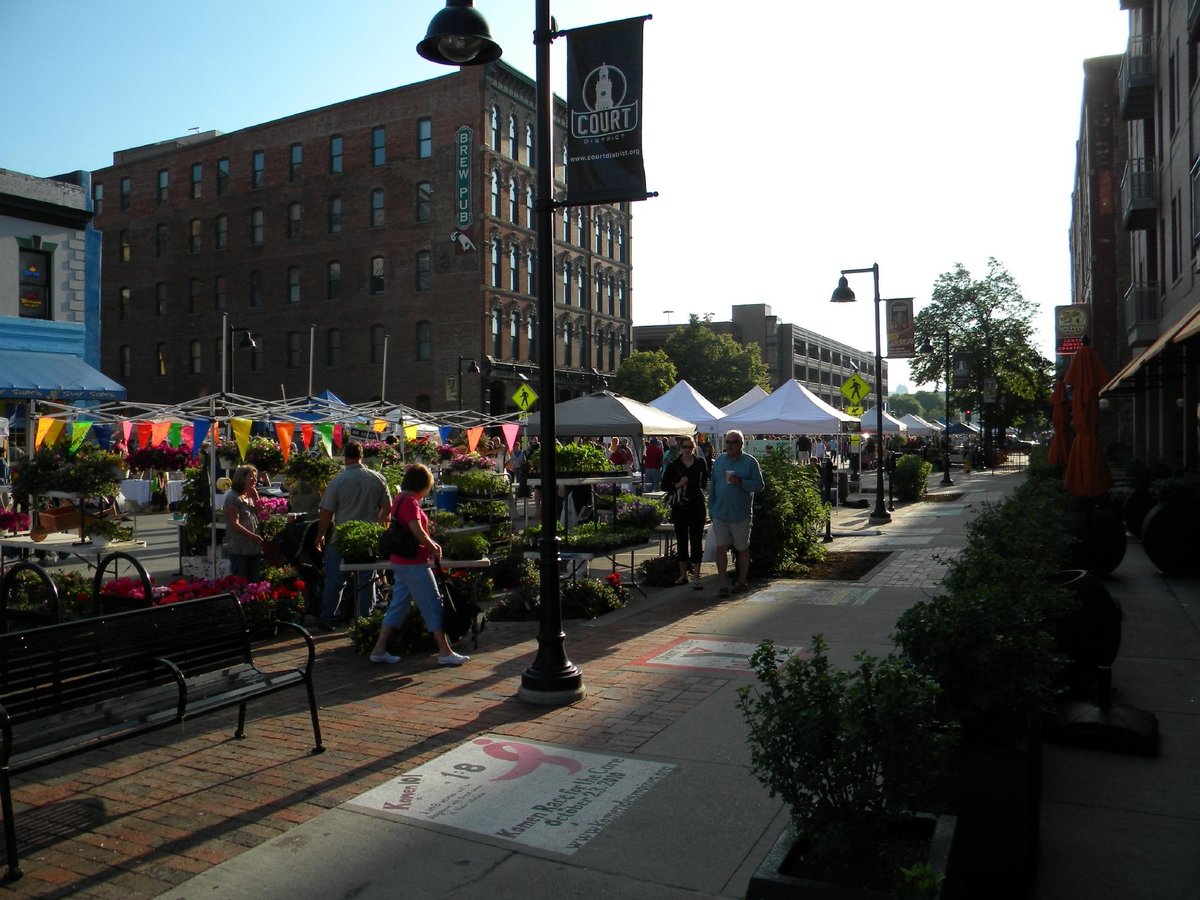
[438,651,470,666]
[370,653,401,664]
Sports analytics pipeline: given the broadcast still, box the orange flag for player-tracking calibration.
[275,422,294,464]
[466,426,484,453]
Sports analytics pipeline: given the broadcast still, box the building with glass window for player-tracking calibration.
[0,167,124,419]
[634,304,887,409]
[90,60,633,412]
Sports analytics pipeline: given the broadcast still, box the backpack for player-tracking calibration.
[435,563,485,648]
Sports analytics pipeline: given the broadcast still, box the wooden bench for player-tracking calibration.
[0,592,324,879]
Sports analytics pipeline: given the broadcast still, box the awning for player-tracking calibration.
[0,350,127,401]
[1101,303,1200,394]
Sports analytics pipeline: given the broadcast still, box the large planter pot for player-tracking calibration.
[1141,502,1200,577]
[1065,505,1126,575]
[746,813,956,899]
[946,722,1042,897]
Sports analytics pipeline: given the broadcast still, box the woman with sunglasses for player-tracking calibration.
[662,436,709,588]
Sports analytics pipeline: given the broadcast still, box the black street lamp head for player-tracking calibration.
[830,276,856,303]
[239,330,257,350]
[417,0,502,66]
[919,338,934,354]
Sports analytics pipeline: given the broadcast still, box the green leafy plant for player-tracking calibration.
[529,440,611,474]
[894,453,934,502]
[613,495,668,529]
[639,554,683,587]
[894,475,1076,741]
[737,636,954,886]
[441,532,488,560]
[244,437,285,476]
[750,446,828,577]
[283,451,341,492]
[561,576,627,619]
[428,510,463,534]
[13,444,125,498]
[458,499,511,522]
[442,468,511,498]
[334,520,386,560]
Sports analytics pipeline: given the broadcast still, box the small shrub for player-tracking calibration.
[750,446,827,577]
[894,454,933,502]
[335,520,385,560]
[561,576,626,619]
[639,554,683,587]
[442,532,489,560]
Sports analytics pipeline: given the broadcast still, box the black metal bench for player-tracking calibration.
[0,592,324,879]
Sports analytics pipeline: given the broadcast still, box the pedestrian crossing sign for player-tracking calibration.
[841,372,870,405]
[512,384,538,412]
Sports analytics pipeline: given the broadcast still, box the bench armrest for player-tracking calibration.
[150,656,189,721]
[275,621,318,676]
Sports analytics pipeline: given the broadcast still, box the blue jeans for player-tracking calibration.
[643,467,662,492]
[320,543,376,624]
[384,563,442,632]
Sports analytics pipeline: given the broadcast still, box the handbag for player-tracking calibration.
[379,517,420,558]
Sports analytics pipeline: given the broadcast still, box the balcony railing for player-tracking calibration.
[1119,34,1155,120]
[1121,158,1157,231]
[1124,283,1159,348]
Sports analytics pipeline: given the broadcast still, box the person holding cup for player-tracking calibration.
[708,430,764,597]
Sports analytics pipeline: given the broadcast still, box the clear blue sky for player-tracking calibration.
[1,0,1129,393]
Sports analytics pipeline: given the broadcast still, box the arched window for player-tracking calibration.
[526,124,534,165]
[577,210,586,247]
[618,225,626,262]
[580,327,590,369]
[562,264,571,305]
[595,270,603,310]
[608,331,617,370]
[491,242,501,287]
[490,170,499,216]
[607,278,615,315]
[563,321,573,367]
[508,177,518,222]
[606,221,613,257]
[562,210,570,242]
[618,281,627,318]
[526,184,534,227]
[510,310,520,359]
[416,320,432,360]
[508,115,518,159]
[527,316,538,363]
[578,269,588,308]
[490,105,500,148]
[491,307,502,357]
[509,245,519,291]
[527,250,536,295]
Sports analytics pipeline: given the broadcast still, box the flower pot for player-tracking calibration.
[746,813,956,899]
[1140,501,1200,576]
[1051,569,1122,696]
[1065,505,1126,575]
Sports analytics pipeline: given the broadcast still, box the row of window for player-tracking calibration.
[118,315,628,380]
[115,184,434,260]
[95,121,433,213]
[115,254,434,318]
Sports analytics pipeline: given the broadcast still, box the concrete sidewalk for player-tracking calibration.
[4,468,1198,899]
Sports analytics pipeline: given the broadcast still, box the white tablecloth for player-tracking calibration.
[121,479,184,506]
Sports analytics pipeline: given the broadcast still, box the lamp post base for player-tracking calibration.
[869,510,892,525]
[519,635,586,706]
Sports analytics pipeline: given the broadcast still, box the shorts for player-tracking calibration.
[710,518,751,552]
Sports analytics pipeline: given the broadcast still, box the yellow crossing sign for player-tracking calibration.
[512,384,538,412]
[840,372,871,406]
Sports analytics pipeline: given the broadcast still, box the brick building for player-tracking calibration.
[90,60,633,413]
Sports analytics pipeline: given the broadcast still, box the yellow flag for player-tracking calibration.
[231,418,253,460]
[404,424,418,440]
[373,418,387,433]
[35,417,55,449]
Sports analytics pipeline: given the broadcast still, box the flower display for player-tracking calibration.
[255,496,290,521]
[360,439,403,467]
[0,510,30,532]
[127,443,192,472]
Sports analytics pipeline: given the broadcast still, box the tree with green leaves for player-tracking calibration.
[911,260,1053,445]
[886,394,921,417]
[611,349,677,402]
[663,315,771,408]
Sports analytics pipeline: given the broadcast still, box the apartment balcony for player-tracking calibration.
[1121,158,1157,231]
[1119,35,1155,120]
[1124,283,1159,348]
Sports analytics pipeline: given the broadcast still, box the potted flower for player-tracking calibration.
[127,444,191,474]
[560,575,628,619]
[360,439,402,469]
[738,635,957,897]
[244,437,286,479]
[441,532,488,561]
[528,440,612,477]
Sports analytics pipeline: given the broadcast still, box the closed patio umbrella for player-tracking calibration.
[1048,380,1072,466]
[1063,340,1111,498]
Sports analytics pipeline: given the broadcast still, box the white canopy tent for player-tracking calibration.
[648,380,725,432]
[525,391,696,440]
[720,385,770,416]
[719,380,855,435]
[899,413,939,436]
[859,408,909,434]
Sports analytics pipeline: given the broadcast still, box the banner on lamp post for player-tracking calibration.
[952,350,972,389]
[885,298,915,358]
[565,17,648,206]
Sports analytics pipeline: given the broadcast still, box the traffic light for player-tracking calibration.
[964,408,972,423]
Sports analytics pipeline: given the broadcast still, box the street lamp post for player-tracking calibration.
[457,355,480,410]
[831,264,891,524]
[920,333,954,486]
[419,0,585,704]
[220,311,257,397]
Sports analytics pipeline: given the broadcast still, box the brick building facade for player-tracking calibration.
[90,61,633,413]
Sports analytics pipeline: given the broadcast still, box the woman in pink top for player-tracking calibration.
[368,464,469,667]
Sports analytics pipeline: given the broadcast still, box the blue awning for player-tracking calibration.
[0,350,126,401]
